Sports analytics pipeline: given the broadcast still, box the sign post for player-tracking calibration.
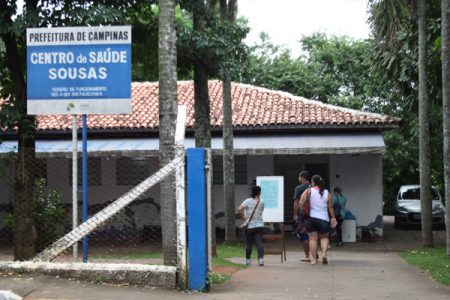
[72,115,78,259]
[27,26,132,262]
[82,114,88,262]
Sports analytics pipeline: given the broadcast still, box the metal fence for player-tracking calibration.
[0,150,179,266]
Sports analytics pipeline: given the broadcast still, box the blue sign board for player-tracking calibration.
[27,26,132,115]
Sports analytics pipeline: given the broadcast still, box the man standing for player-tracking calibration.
[293,170,311,262]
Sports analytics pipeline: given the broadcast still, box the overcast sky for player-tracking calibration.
[239,0,371,56]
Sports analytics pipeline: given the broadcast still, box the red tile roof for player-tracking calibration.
[33,81,400,132]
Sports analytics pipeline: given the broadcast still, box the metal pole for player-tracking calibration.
[205,149,212,272]
[82,114,88,262]
[72,115,78,260]
[187,148,208,291]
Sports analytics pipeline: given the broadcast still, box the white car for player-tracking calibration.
[394,185,445,228]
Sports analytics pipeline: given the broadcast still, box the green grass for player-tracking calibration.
[91,251,163,260]
[209,243,248,284]
[91,243,246,261]
[212,256,246,269]
[216,242,258,259]
[400,247,450,286]
[208,272,231,284]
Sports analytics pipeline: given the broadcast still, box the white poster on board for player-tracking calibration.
[256,176,284,222]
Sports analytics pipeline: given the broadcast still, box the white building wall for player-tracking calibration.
[0,153,384,235]
[329,154,383,232]
[213,155,274,228]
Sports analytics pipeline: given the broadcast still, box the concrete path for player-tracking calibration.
[1,217,449,300]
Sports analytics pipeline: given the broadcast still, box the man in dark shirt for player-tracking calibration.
[293,170,311,261]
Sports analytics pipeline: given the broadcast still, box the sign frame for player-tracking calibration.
[26,26,132,115]
[256,176,284,222]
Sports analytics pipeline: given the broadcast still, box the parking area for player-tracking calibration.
[383,215,447,251]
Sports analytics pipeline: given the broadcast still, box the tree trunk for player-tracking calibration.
[441,0,450,256]
[158,0,178,266]
[1,0,37,260]
[14,136,37,260]
[222,77,236,242]
[193,64,211,148]
[193,7,212,149]
[418,0,433,247]
[220,0,238,243]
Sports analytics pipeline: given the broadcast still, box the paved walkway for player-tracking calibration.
[1,217,449,300]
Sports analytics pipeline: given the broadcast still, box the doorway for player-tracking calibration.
[274,155,329,226]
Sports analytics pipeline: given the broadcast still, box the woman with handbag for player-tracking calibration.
[238,185,265,266]
[300,175,337,265]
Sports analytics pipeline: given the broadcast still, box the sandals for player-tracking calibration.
[322,257,328,265]
[300,257,310,262]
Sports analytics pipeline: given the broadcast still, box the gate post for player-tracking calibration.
[175,105,187,289]
[187,148,208,291]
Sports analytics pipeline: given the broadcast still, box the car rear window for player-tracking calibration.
[401,188,440,200]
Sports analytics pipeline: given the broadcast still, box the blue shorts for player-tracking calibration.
[296,231,309,241]
[308,217,330,235]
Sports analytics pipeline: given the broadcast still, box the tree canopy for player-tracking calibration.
[242,0,445,210]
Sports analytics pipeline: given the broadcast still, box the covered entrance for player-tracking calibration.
[274,155,329,224]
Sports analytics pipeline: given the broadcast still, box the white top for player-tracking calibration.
[242,198,265,229]
[310,188,330,222]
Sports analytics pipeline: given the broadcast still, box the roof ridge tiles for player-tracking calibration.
[1,81,401,134]
[230,81,400,122]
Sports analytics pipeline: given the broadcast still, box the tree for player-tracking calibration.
[0,0,38,260]
[441,0,450,256]
[243,33,382,110]
[130,3,193,81]
[219,0,237,243]
[0,0,142,260]
[158,0,178,265]
[418,0,433,247]
[191,0,212,148]
[178,0,247,248]
[366,0,444,215]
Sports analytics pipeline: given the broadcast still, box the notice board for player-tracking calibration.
[256,176,284,222]
[27,26,131,115]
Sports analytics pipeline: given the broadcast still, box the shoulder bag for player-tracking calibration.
[239,199,260,232]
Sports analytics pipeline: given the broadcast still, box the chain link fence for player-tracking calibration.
[0,150,179,266]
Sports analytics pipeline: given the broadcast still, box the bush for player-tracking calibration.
[5,178,65,252]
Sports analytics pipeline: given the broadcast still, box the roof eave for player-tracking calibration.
[0,123,400,140]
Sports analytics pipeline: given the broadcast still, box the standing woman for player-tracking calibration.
[238,185,265,266]
[300,175,337,265]
[332,186,347,246]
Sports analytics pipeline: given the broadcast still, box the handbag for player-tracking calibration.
[300,188,312,218]
[239,199,260,232]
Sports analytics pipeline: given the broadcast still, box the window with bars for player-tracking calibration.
[212,155,247,185]
[116,157,154,186]
[68,157,102,186]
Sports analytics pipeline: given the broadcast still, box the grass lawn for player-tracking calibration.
[400,247,450,286]
[209,243,247,284]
